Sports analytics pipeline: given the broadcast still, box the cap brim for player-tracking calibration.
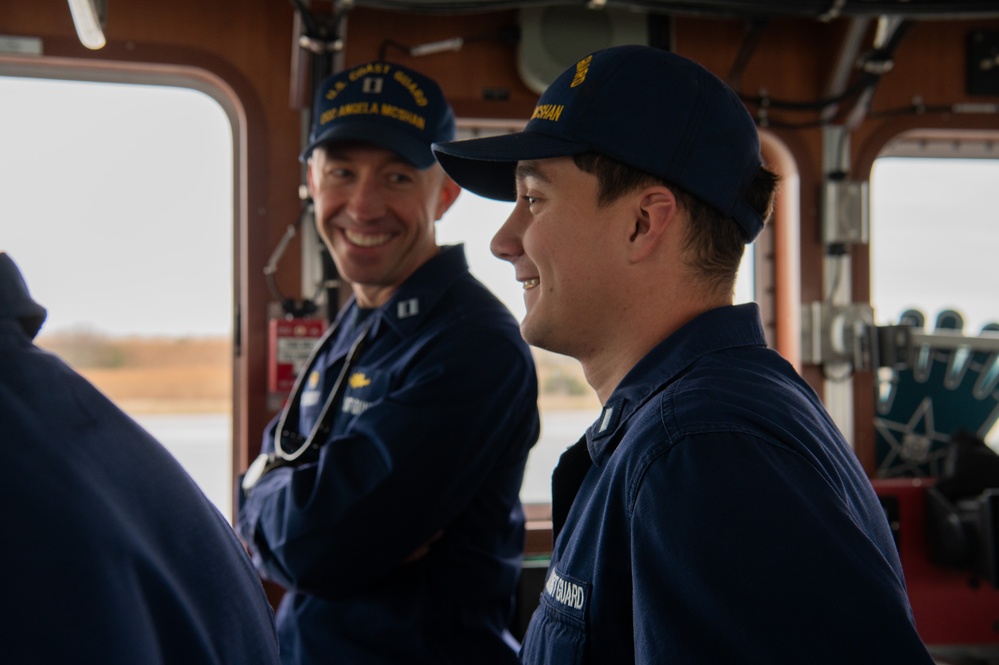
[432,131,589,202]
[301,120,436,169]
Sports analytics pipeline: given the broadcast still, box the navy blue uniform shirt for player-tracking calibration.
[238,245,540,665]
[0,253,281,664]
[522,304,934,664]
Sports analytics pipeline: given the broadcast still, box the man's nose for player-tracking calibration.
[345,174,386,222]
[491,206,526,264]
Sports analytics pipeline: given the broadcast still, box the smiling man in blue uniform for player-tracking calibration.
[432,45,935,664]
[236,61,540,665]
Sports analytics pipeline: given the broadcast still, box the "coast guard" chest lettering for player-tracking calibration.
[545,569,585,610]
[342,395,372,416]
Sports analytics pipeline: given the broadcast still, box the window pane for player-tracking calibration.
[872,158,999,333]
[1,76,234,519]
[871,157,999,448]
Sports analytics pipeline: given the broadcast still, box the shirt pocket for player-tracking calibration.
[520,569,590,665]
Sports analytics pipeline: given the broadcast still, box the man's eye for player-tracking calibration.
[522,195,537,205]
[388,172,413,184]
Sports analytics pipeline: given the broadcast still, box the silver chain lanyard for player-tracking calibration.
[242,318,371,491]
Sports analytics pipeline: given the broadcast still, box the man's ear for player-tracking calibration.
[435,174,462,220]
[627,186,676,263]
[305,158,318,199]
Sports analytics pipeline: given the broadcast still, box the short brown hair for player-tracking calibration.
[571,153,778,295]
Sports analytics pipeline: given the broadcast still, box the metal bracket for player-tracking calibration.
[822,178,869,245]
[802,302,875,366]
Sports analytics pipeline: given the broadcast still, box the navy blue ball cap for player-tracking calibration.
[301,60,456,169]
[432,45,766,241]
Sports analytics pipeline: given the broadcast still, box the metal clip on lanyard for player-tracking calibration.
[242,320,370,492]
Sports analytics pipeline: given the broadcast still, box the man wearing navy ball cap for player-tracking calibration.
[433,45,933,664]
[237,60,539,665]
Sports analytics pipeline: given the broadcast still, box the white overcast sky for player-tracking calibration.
[1,77,234,336]
[1,76,997,338]
[870,157,999,334]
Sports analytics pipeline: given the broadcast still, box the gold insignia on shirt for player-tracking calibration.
[307,371,320,389]
[349,372,372,389]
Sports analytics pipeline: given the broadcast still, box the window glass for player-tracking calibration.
[1,76,235,519]
[871,156,999,448]
[872,158,999,333]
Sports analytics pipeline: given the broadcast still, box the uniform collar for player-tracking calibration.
[585,303,767,467]
[340,244,469,341]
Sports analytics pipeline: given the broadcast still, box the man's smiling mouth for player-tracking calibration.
[344,229,392,248]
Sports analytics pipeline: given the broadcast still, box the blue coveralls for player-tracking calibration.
[238,245,540,665]
[521,304,935,664]
[0,253,281,664]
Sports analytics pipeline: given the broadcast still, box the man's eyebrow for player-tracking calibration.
[514,162,551,184]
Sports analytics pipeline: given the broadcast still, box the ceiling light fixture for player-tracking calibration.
[68,0,107,50]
